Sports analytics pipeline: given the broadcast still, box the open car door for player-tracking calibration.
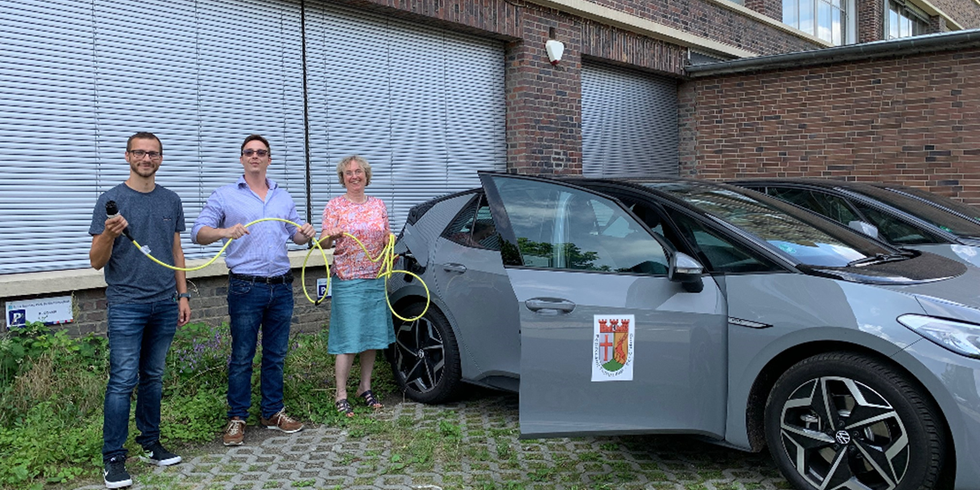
[479,172,729,439]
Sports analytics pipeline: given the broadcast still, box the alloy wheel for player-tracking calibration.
[392,315,446,395]
[778,376,910,490]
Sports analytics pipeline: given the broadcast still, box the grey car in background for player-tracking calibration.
[732,178,980,267]
[386,172,980,490]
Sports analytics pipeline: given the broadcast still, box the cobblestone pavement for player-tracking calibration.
[75,393,792,490]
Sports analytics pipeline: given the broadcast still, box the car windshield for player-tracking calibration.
[862,185,980,239]
[642,182,897,267]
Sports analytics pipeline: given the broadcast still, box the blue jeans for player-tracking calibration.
[227,278,293,419]
[103,301,178,463]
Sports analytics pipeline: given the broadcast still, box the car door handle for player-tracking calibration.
[525,298,576,313]
[442,263,467,273]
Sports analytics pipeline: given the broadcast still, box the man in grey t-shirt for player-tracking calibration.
[89,132,191,489]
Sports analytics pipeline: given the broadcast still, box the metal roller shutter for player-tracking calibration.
[0,0,307,274]
[305,2,506,230]
[0,0,504,275]
[581,61,679,178]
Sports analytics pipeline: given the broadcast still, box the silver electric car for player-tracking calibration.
[733,178,980,267]
[387,172,980,490]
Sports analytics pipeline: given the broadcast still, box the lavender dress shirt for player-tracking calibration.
[191,176,306,277]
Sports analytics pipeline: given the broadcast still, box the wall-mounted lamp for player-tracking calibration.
[546,39,565,65]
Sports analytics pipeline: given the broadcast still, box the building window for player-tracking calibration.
[888,0,929,39]
[783,0,853,45]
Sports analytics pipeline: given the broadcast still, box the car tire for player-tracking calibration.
[764,352,946,490]
[387,303,462,404]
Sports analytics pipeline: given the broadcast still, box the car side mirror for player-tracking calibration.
[669,252,704,293]
[848,220,879,238]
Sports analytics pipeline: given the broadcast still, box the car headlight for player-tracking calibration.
[897,314,980,359]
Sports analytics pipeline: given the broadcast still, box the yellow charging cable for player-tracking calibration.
[334,232,430,322]
[126,218,429,321]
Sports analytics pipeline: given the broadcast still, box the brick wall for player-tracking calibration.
[587,0,817,54]
[745,0,781,23]
[924,0,980,28]
[679,48,980,203]
[506,7,585,175]
[332,0,522,39]
[581,20,688,72]
[858,0,884,42]
[2,269,331,336]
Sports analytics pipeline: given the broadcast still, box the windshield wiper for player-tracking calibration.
[847,251,915,268]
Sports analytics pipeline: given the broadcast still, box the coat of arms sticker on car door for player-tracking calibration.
[592,315,635,381]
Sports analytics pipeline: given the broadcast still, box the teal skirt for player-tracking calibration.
[327,278,395,354]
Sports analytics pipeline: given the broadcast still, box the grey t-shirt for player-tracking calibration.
[89,183,186,305]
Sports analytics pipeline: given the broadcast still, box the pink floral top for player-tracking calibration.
[322,195,390,280]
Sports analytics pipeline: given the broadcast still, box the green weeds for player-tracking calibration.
[0,321,385,489]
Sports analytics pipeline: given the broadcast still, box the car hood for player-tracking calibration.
[911,243,980,268]
[884,265,980,324]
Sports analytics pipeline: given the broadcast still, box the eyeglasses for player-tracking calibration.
[128,150,162,159]
[242,149,269,157]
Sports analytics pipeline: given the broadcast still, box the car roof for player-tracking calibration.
[563,176,771,208]
[729,178,903,192]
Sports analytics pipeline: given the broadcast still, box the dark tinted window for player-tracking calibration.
[766,187,861,225]
[849,201,939,245]
[668,211,780,273]
[645,182,896,268]
[443,195,501,250]
[494,178,669,274]
[871,185,980,239]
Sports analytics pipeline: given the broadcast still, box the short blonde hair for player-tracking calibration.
[336,155,372,187]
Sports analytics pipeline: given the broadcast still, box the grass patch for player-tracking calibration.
[0,321,393,489]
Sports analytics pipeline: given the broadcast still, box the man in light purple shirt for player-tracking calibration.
[192,134,316,446]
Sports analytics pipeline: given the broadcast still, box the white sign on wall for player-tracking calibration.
[316,278,332,300]
[6,296,73,328]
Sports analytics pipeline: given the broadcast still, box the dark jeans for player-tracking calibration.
[227,277,293,419]
[103,301,178,463]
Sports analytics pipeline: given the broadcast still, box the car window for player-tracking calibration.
[645,182,896,268]
[849,201,940,245]
[667,211,780,273]
[766,187,861,225]
[864,185,980,239]
[442,195,501,250]
[494,178,669,274]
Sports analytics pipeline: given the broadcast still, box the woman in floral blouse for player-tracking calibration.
[319,155,394,417]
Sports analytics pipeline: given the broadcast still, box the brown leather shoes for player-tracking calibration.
[223,417,246,446]
[260,409,304,433]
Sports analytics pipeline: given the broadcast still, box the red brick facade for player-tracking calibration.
[745,0,782,22]
[586,0,814,54]
[505,8,585,174]
[858,0,884,43]
[679,48,980,203]
[928,0,980,26]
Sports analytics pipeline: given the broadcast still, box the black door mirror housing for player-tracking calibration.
[669,252,705,293]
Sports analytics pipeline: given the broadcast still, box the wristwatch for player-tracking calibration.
[177,292,192,301]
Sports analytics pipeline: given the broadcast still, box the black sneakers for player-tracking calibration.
[103,442,179,488]
[142,441,182,466]
[103,457,132,489]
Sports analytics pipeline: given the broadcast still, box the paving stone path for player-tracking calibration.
[75,393,792,489]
